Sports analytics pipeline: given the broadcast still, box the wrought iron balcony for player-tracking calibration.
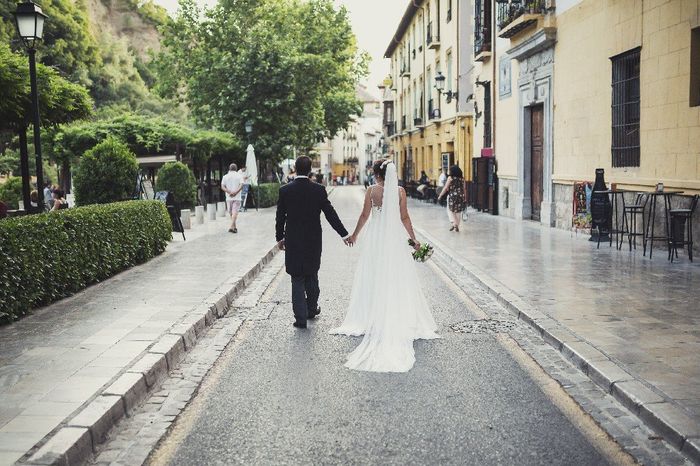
[386,121,396,136]
[497,0,545,39]
[474,25,491,59]
[427,22,440,49]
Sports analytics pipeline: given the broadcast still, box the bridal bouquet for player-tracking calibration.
[408,239,434,262]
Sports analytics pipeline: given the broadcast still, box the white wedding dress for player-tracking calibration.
[330,163,439,373]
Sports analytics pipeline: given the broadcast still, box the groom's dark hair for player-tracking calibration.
[295,156,312,176]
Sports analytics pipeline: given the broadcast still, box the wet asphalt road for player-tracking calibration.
[150,186,616,466]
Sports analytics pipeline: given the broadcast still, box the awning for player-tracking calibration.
[136,155,177,168]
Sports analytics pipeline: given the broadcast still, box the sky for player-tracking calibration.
[152,0,407,98]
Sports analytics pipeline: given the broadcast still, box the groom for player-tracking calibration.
[275,156,350,329]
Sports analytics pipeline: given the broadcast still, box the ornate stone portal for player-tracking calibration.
[508,29,556,225]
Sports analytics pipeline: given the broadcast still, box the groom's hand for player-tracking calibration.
[277,240,285,250]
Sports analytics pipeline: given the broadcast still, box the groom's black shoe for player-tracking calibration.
[293,321,307,329]
[307,307,321,320]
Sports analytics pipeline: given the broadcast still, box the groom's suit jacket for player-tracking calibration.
[275,178,348,277]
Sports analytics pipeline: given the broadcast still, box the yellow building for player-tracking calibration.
[384,0,474,185]
[472,0,700,228]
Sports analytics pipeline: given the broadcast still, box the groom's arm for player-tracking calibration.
[275,189,287,242]
[320,187,349,238]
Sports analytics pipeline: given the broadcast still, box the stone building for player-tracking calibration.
[314,85,383,184]
[472,0,700,239]
[384,0,475,185]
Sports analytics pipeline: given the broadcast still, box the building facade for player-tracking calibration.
[314,85,383,184]
[471,0,700,230]
[384,0,475,186]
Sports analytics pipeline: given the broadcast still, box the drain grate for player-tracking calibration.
[449,319,517,334]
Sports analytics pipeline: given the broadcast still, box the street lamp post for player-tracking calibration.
[244,120,259,210]
[13,0,48,212]
[435,71,457,104]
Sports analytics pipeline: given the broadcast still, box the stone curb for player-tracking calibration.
[416,226,700,464]
[24,245,279,466]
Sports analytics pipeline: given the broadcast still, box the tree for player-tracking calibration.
[0,43,93,133]
[155,161,197,209]
[0,177,23,209]
[73,137,139,205]
[156,0,367,162]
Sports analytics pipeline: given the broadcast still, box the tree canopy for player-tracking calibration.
[156,0,368,161]
[0,43,93,132]
[46,114,241,164]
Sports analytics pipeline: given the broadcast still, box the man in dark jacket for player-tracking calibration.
[276,156,350,328]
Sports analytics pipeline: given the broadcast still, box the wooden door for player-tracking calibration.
[530,105,544,221]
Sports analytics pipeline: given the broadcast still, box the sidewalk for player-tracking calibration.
[0,207,277,465]
[409,200,700,459]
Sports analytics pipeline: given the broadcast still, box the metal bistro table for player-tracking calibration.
[643,190,684,259]
[592,189,630,249]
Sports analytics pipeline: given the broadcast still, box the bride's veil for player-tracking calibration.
[378,161,401,235]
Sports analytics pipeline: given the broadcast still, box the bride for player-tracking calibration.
[330,159,440,373]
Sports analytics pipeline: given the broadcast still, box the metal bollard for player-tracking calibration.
[217,201,227,217]
[207,203,217,220]
[180,209,191,229]
[195,205,205,224]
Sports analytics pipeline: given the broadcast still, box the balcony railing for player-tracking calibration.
[474,25,491,57]
[386,121,396,136]
[497,0,545,38]
[427,22,440,49]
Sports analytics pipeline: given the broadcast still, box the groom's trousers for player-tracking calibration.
[291,274,319,323]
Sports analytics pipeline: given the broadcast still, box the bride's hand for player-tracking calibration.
[412,240,421,251]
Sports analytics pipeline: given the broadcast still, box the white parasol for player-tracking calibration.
[245,144,258,185]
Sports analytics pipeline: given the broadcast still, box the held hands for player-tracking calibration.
[277,239,285,250]
[343,234,356,247]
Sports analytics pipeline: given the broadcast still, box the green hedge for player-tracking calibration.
[255,183,280,208]
[0,200,172,323]
[155,162,197,210]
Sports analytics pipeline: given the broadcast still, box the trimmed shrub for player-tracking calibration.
[0,177,23,209]
[155,162,197,210]
[255,183,280,208]
[0,200,171,323]
[74,137,139,206]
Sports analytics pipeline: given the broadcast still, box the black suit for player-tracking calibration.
[276,178,348,325]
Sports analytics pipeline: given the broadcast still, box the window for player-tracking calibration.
[691,27,700,107]
[447,0,452,22]
[447,52,453,92]
[610,47,641,168]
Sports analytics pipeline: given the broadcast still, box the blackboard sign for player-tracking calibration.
[590,169,611,238]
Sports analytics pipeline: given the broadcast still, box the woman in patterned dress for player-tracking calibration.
[437,165,467,232]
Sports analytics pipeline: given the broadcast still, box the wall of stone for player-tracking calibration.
[553,183,574,230]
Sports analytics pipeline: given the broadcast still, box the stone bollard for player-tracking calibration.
[207,203,217,220]
[180,209,191,229]
[217,201,227,217]
[195,205,205,225]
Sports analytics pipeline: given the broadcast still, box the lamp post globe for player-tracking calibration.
[435,71,446,93]
[244,120,254,137]
[13,0,49,212]
[13,1,47,48]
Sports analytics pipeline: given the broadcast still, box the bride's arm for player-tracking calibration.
[349,188,372,244]
[399,188,419,248]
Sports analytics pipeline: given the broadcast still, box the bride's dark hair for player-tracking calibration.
[373,159,389,179]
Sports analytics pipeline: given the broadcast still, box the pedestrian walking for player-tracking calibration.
[221,163,244,233]
[437,165,467,232]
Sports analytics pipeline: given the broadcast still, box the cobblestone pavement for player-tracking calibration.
[407,197,700,433]
[94,186,689,465]
[0,207,276,465]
